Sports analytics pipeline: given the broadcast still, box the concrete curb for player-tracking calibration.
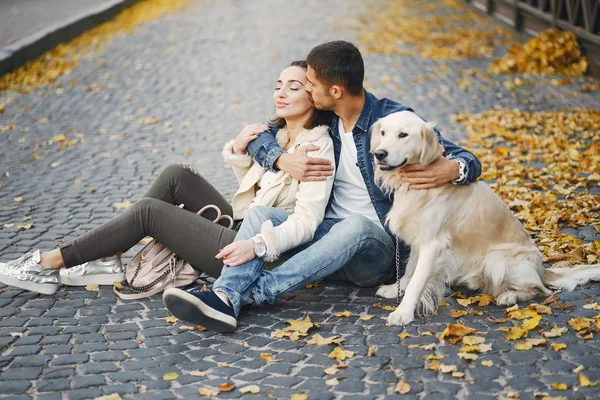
[0,0,141,78]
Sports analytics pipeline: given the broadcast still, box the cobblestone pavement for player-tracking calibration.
[1,0,600,399]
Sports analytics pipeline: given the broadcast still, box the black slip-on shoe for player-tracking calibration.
[163,286,237,333]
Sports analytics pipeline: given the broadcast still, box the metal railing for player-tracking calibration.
[465,0,600,76]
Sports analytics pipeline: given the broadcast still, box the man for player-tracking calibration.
[163,41,481,332]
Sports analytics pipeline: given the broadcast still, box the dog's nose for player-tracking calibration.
[374,150,388,161]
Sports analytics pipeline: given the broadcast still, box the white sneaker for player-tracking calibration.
[60,255,124,286]
[0,250,60,295]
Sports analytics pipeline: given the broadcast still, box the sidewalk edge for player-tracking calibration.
[0,0,141,78]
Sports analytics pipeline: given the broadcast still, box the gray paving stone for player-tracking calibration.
[81,362,119,374]
[50,354,89,366]
[0,366,43,380]
[73,375,107,389]
[10,355,52,367]
[36,378,71,392]
[2,380,32,394]
[66,388,104,400]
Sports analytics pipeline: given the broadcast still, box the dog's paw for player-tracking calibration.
[495,291,517,306]
[386,307,415,326]
[376,283,401,299]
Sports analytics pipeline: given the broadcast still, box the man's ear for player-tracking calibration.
[330,85,344,100]
[419,121,442,167]
[370,120,383,153]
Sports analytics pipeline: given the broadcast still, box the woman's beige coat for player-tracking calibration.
[222,125,334,261]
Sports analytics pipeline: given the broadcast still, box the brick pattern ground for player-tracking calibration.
[0,0,599,399]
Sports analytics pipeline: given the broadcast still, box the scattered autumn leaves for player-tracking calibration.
[453,108,600,264]
[354,0,512,59]
[490,28,587,77]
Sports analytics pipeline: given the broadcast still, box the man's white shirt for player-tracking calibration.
[325,121,384,230]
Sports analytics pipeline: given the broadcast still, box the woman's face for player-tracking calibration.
[273,66,313,121]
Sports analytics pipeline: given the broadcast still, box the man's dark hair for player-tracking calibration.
[307,41,364,96]
[270,60,334,130]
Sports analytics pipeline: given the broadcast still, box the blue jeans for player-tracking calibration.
[212,206,396,317]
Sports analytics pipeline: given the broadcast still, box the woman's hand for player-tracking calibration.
[215,239,256,267]
[233,123,270,155]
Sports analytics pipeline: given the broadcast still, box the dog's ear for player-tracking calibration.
[419,121,442,167]
[370,120,383,153]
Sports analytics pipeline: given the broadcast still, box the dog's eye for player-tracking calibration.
[398,132,408,138]
[380,130,385,136]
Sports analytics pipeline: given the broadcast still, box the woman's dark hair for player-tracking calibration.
[307,41,364,96]
[270,60,334,130]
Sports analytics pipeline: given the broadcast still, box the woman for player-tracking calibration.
[0,60,335,295]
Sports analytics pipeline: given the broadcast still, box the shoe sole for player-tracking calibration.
[0,274,58,295]
[162,288,237,333]
[60,272,125,286]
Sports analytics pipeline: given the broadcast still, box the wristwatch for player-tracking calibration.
[252,235,267,258]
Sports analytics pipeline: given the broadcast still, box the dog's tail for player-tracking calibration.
[542,264,600,291]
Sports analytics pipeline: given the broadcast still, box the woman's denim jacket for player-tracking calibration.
[247,90,482,230]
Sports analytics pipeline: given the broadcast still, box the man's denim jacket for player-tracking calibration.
[247,90,482,232]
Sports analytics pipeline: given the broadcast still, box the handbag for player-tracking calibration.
[114,204,234,300]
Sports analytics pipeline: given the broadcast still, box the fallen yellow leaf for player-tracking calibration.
[462,336,486,345]
[162,372,178,381]
[367,346,375,357]
[568,317,591,331]
[85,284,99,292]
[543,326,568,338]
[395,380,411,394]
[458,352,478,361]
[359,315,374,320]
[165,316,178,323]
[472,294,494,306]
[439,364,458,374]
[323,366,339,375]
[218,382,235,392]
[335,311,351,317]
[551,343,567,351]
[551,382,568,390]
[260,353,273,362]
[439,324,477,342]
[426,354,444,360]
[325,378,339,386]
[456,298,473,307]
[113,281,124,290]
[198,387,219,397]
[239,384,260,394]
[307,334,344,346]
[521,315,542,331]
[284,315,317,335]
[93,395,122,400]
[459,345,480,353]
[328,347,354,361]
[425,360,441,371]
[527,303,552,315]
[481,360,493,367]
[505,326,527,340]
[579,373,597,387]
[291,394,309,400]
[450,309,468,318]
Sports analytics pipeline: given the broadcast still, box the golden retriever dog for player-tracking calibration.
[371,111,600,326]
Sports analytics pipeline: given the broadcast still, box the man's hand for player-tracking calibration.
[233,123,270,155]
[399,157,460,189]
[215,239,255,267]
[275,145,334,182]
